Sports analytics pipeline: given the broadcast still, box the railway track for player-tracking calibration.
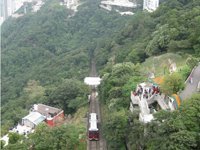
[89,141,99,150]
[88,90,106,150]
[88,90,99,150]
[87,59,107,150]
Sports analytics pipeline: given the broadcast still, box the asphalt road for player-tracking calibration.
[180,64,200,100]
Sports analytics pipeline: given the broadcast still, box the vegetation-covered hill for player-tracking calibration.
[1,0,132,131]
[1,0,200,149]
[95,0,200,66]
[97,0,200,149]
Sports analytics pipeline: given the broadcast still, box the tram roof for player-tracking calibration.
[89,120,98,131]
[90,113,97,121]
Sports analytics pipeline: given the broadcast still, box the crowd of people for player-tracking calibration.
[132,83,160,100]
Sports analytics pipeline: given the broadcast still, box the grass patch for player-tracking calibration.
[140,53,188,76]
[70,106,88,150]
[71,106,88,125]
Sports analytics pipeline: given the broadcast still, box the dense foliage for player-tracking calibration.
[98,1,200,149]
[144,94,200,150]
[100,0,200,65]
[99,62,144,149]
[1,0,132,132]
[160,72,185,95]
[3,124,86,150]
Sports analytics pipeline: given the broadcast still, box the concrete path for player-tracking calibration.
[139,97,150,115]
[156,95,169,110]
[180,64,200,100]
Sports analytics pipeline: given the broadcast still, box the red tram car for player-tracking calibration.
[88,113,99,140]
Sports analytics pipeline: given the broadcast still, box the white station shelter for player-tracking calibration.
[84,77,101,86]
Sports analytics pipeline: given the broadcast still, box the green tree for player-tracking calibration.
[127,111,146,150]
[27,123,85,150]
[99,62,141,109]
[186,56,199,69]
[8,133,23,144]
[103,109,128,149]
[122,75,145,97]
[48,79,88,113]
[1,140,5,149]
[146,24,178,56]
[161,73,184,95]
[179,65,191,80]
[145,94,200,149]
[3,143,28,150]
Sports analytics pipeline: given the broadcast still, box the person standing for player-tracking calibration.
[190,76,193,84]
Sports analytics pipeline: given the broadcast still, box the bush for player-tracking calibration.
[1,140,5,149]
[161,73,185,95]
[8,132,22,144]
[186,57,198,69]
[179,65,191,81]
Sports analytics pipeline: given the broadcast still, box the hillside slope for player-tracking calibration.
[1,0,133,129]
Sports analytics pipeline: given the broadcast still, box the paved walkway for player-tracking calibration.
[180,64,200,100]
[139,97,150,115]
[156,95,169,110]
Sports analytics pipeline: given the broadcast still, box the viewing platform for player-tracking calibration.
[130,82,174,123]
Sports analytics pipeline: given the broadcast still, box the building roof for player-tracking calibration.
[101,0,137,8]
[22,112,46,125]
[84,77,101,86]
[33,104,62,117]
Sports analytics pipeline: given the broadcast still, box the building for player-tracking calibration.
[99,0,137,15]
[1,104,64,147]
[143,0,159,12]
[32,104,65,127]
[60,0,79,12]
[130,82,156,123]
[0,0,44,25]
[130,82,182,123]
[22,112,46,129]
[7,112,45,136]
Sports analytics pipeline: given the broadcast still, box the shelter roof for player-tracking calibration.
[84,77,101,86]
[22,112,46,125]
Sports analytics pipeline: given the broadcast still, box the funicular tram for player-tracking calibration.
[88,113,99,140]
